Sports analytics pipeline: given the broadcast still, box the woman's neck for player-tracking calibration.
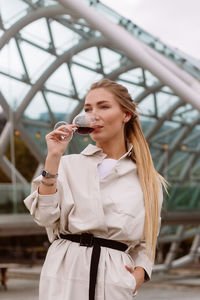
[96,139,127,160]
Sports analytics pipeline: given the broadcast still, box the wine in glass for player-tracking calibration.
[54,113,97,140]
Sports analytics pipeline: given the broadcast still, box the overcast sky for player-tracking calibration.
[101,0,200,60]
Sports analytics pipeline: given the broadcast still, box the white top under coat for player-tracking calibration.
[97,158,117,180]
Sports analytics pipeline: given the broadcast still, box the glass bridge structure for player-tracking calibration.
[0,0,200,272]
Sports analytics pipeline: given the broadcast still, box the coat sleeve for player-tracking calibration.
[23,178,60,227]
[23,156,74,241]
[129,240,153,281]
[129,181,163,281]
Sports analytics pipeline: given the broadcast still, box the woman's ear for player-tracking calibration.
[124,111,132,123]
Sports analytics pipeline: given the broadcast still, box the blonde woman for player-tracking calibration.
[24,78,166,300]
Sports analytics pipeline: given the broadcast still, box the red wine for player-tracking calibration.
[76,126,94,135]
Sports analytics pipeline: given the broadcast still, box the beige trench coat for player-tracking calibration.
[24,144,163,300]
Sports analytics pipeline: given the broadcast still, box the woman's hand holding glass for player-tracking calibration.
[45,124,77,157]
[46,113,97,157]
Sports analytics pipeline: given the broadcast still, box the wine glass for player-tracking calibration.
[54,113,97,140]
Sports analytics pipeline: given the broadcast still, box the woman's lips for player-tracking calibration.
[92,125,103,131]
[93,125,103,128]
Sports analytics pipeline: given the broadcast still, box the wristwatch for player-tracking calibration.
[42,169,58,178]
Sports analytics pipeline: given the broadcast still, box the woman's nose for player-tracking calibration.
[90,112,100,121]
[94,115,100,121]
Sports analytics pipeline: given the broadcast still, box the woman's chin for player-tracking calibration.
[90,133,108,143]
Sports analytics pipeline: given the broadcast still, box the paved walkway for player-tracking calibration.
[1,266,200,300]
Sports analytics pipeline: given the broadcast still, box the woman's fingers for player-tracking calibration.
[54,129,70,137]
[55,124,76,134]
[125,265,137,294]
[45,124,78,156]
[47,130,69,141]
[47,124,77,142]
[125,265,134,274]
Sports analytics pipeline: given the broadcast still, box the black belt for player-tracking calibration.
[60,233,128,300]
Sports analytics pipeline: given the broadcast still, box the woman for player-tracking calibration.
[24,78,166,300]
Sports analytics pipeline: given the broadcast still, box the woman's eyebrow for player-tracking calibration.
[84,100,110,107]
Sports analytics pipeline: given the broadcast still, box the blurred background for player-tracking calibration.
[0,0,200,299]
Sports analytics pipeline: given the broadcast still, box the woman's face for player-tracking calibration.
[84,88,131,144]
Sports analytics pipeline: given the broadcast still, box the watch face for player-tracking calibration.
[42,170,47,177]
[42,170,57,178]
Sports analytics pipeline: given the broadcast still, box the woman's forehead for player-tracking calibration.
[85,88,115,104]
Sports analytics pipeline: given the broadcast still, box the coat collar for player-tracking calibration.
[81,144,104,156]
[81,143,133,160]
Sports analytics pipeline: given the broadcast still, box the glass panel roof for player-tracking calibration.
[50,20,81,53]
[19,41,55,80]
[100,48,121,74]
[46,93,78,121]
[72,47,100,69]
[45,64,74,95]
[20,18,51,49]
[24,91,50,121]
[119,68,144,85]
[0,74,31,109]
[0,39,25,76]
[138,94,155,116]
[117,79,145,99]
[155,92,180,117]
[0,0,28,28]
[71,63,103,98]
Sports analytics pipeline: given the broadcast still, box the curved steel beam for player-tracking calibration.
[0,121,12,156]
[143,43,200,93]
[16,123,46,163]
[0,156,27,184]
[0,92,10,119]
[58,0,200,111]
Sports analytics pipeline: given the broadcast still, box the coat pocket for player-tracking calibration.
[108,186,144,218]
[107,190,145,240]
[129,273,136,291]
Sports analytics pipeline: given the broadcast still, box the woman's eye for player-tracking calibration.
[84,108,91,112]
[101,105,109,109]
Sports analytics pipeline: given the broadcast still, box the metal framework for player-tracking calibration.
[0,0,200,271]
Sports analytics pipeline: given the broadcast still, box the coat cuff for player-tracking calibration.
[129,242,153,281]
[134,262,152,281]
[37,190,58,207]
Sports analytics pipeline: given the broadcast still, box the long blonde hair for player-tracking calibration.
[88,78,167,261]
